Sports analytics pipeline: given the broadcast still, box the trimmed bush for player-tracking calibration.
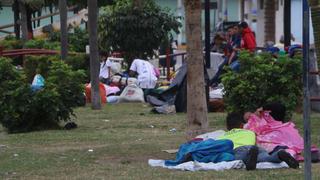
[24,54,89,83]
[221,51,302,119]
[0,38,23,49]
[0,57,85,133]
[24,55,57,82]
[65,54,90,82]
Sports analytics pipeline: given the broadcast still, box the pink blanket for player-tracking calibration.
[244,112,304,159]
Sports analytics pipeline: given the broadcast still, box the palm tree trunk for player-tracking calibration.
[309,0,320,69]
[88,0,101,110]
[13,0,20,39]
[19,0,28,42]
[26,6,33,39]
[264,0,276,43]
[59,0,68,60]
[184,0,209,140]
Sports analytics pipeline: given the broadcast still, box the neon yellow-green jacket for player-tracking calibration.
[217,128,256,149]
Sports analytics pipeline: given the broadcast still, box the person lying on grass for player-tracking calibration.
[243,102,304,160]
[217,112,299,170]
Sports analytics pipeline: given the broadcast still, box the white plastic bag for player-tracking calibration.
[118,84,145,103]
[110,62,121,74]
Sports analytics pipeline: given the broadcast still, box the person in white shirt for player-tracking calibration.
[129,59,158,89]
[99,57,112,84]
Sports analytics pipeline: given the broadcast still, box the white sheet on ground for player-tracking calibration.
[148,159,289,171]
[196,130,226,140]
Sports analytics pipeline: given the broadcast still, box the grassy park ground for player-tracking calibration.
[0,103,319,179]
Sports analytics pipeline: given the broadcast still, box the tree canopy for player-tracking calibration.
[98,0,181,63]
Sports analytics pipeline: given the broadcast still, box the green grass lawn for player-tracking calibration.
[0,103,319,180]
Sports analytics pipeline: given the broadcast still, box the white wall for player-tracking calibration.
[291,0,314,44]
[275,0,284,44]
[256,0,265,47]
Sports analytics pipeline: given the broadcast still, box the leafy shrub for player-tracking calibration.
[24,39,46,48]
[65,54,90,82]
[221,51,302,118]
[99,0,181,65]
[48,27,89,52]
[0,57,85,133]
[24,55,59,82]
[0,38,23,49]
[46,61,86,116]
[69,28,89,52]
[24,54,89,83]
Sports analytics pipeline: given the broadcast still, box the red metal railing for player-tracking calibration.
[0,48,59,58]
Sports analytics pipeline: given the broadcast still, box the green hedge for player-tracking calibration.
[24,54,90,83]
[0,57,85,133]
[221,51,302,119]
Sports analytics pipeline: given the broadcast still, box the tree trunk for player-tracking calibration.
[184,0,209,140]
[88,0,102,110]
[264,0,276,43]
[13,0,20,39]
[309,0,320,69]
[19,1,28,42]
[26,6,33,39]
[59,0,68,60]
[37,10,42,27]
[133,0,143,9]
[49,5,54,24]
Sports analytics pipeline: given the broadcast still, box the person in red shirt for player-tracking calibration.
[238,22,256,52]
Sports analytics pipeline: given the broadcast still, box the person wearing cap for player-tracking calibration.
[238,21,256,52]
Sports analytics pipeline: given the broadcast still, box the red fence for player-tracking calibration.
[0,48,59,58]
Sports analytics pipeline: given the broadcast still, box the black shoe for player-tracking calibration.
[245,146,258,170]
[278,150,299,169]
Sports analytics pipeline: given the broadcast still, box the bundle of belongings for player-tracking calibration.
[85,58,160,104]
[146,62,224,114]
[146,63,188,114]
[149,106,320,171]
[31,74,45,92]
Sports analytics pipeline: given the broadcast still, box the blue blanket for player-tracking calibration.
[165,139,235,166]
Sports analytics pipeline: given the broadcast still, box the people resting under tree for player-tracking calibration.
[217,112,299,170]
[243,102,304,160]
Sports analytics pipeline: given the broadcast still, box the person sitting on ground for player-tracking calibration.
[210,33,227,54]
[217,112,299,170]
[129,59,158,89]
[238,21,256,52]
[99,54,112,84]
[243,103,304,160]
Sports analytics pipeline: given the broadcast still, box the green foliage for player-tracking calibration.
[221,51,302,118]
[99,0,181,64]
[46,61,86,121]
[48,28,89,52]
[0,57,85,133]
[23,38,61,50]
[24,54,89,83]
[24,39,45,48]
[65,54,90,82]
[0,38,23,49]
[68,28,89,52]
[24,55,57,82]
